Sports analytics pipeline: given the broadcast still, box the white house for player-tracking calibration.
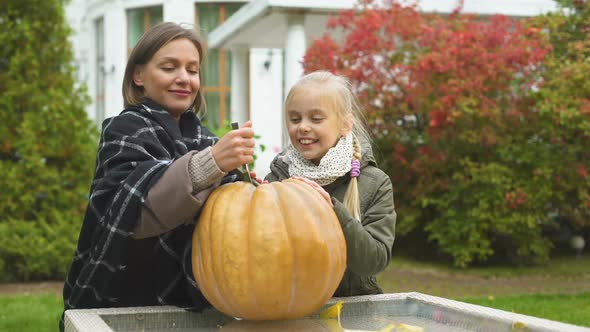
[65,0,557,176]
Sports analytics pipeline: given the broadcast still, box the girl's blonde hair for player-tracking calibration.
[122,22,207,114]
[285,71,372,220]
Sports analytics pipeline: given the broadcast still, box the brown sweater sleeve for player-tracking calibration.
[133,148,225,239]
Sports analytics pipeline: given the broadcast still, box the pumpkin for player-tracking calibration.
[192,179,347,320]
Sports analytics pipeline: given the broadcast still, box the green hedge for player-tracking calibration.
[0,0,98,281]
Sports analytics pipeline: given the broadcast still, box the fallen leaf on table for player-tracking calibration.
[318,302,424,332]
[320,301,344,320]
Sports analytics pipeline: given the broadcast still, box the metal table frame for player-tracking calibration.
[65,292,590,332]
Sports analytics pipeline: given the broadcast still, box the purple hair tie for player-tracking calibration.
[350,160,361,177]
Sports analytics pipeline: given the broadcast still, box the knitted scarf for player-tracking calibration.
[285,132,353,186]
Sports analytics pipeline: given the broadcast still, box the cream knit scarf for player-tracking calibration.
[285,132,353,186]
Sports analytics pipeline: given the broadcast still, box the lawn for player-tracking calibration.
[388,254,590,278]
[1,255,589,331]
[0,293,62,332]
[377,254,590,299]
[460,293,590,327]
[1,292,588,331]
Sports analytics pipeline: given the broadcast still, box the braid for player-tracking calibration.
[286,71,373,221]
[344,136,362,221]
[353,139,362,161]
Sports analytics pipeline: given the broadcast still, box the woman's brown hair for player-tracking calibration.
[122,22,207,114]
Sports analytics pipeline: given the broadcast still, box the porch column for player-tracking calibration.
[284,13,306,96]
[103,8,126,120]
[164,0,194,24]
[230,46,250,125]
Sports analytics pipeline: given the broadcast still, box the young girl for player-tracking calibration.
[61,22,255,329]
[265,71,396,296]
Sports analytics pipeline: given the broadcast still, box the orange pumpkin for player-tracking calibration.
[192,179,347,320]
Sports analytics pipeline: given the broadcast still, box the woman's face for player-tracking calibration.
[133,38,200,118]
[286,88,351,165]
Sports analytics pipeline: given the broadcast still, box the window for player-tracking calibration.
[196,3,245,129]
[95,17,105,124]
[127,6,163,53]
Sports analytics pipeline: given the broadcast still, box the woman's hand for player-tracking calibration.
[291,176,333,206]
[211,121,256,172]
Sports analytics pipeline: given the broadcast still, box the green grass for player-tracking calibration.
[459,293,590,327]
[0,293,62,332]
[0,292,589,330]
[1,254,588,331]
[390,254,590,278]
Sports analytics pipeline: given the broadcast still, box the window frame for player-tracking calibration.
[196,2,247,128]
[126,5,164,55]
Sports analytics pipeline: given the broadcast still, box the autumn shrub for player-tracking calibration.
[0,0,98,280]
[303,0,569,267]
[528,0,590,243]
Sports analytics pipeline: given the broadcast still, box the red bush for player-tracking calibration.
[304,0,575,266]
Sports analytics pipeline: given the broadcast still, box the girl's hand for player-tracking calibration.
[291,176,333,206]
[249,171,268,185]
[212,121,255,172]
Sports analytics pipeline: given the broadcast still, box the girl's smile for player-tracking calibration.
[286,88,351,165]
[298,138,318,146]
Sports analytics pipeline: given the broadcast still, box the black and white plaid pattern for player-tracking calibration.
[61,100,236,329]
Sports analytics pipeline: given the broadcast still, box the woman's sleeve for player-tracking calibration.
[331,175,396,276]
[134,147,225,239]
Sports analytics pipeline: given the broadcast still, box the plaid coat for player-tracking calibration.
[61,100,235,329]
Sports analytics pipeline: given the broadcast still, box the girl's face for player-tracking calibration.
[286,88,351,165]
[133,38,200,118]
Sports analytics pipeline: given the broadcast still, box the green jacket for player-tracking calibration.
[264,142,396,296]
